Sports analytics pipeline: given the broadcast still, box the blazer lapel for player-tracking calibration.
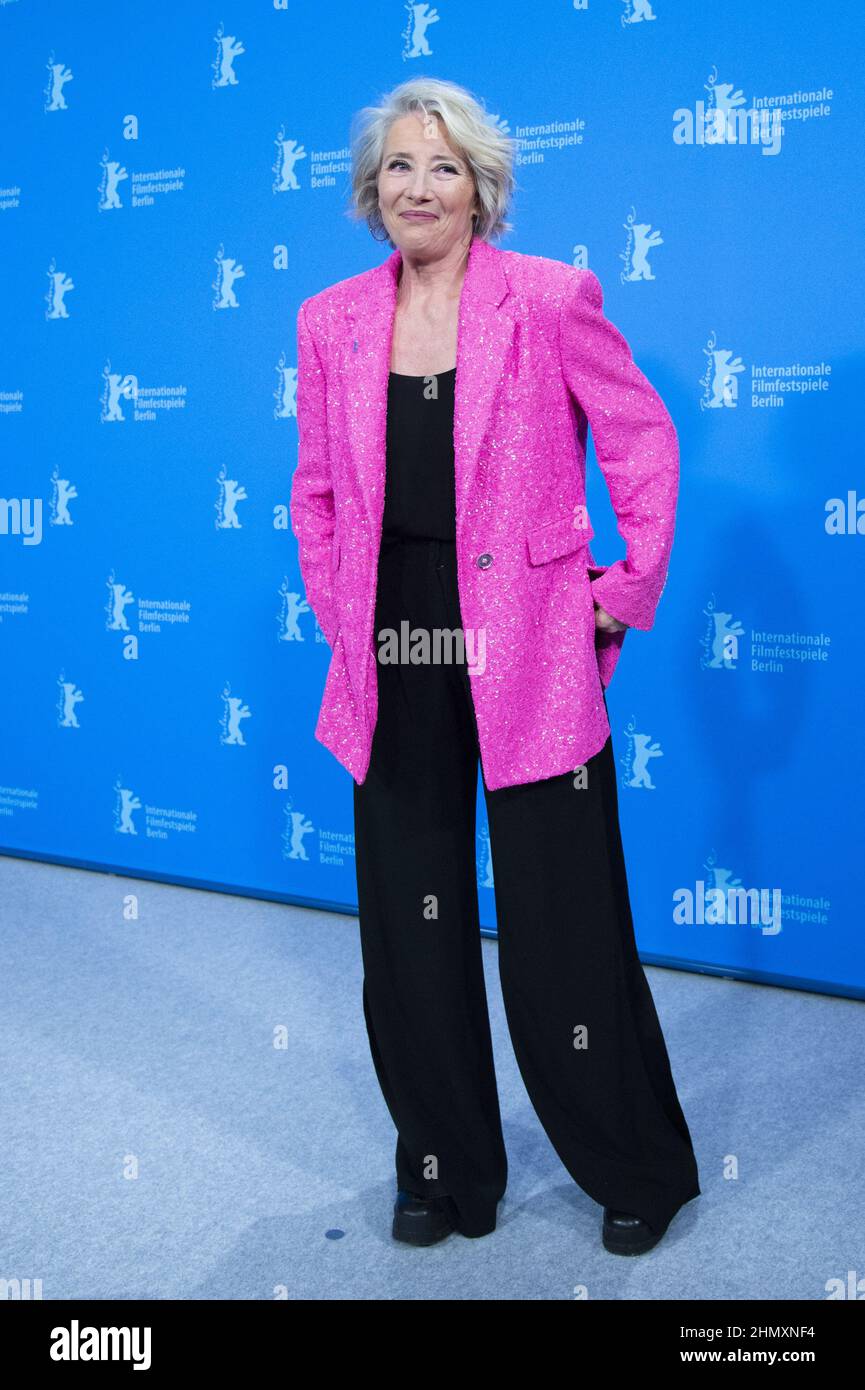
[341,235,516,538]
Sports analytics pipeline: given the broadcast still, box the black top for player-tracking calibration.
[382,367,456,542]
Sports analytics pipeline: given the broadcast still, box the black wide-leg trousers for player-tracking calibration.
[353,535,701,1239]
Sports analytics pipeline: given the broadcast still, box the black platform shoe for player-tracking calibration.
[602,1207,668,1256]
[392,1189,455,1246]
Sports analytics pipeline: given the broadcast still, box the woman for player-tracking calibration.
[291,77,700,1255]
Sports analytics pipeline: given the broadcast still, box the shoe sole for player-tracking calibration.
[392,1216,454,1246]
[602,1223,666,1256]
[603,1233,660,1255]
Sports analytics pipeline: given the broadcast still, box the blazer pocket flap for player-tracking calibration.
[526,512,594,565]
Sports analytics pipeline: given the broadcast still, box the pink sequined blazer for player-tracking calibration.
[290,234,679,791]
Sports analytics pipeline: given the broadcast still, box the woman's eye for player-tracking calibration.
[386,160,460,174]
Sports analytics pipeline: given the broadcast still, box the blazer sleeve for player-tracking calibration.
[558,267,679,631]
[290,298,339,648]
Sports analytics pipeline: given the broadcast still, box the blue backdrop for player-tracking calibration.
[1,1,861,998]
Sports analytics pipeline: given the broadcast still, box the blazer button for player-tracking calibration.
[477,553,493,569]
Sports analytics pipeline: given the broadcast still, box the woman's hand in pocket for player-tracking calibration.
[593,600,628,634]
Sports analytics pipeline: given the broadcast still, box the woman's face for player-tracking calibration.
[377,112,478,257]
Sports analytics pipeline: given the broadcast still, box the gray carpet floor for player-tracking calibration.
[1,853,860,1300]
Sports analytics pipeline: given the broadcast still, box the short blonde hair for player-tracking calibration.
[348,77,516,246]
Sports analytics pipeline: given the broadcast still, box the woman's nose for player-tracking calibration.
[409,171,432,198]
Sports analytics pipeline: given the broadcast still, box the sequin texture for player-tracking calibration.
[290,235,679,790]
